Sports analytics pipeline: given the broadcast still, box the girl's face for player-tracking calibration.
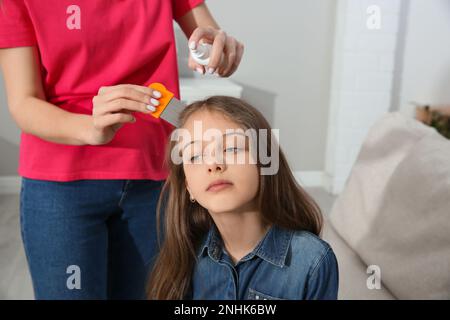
[180,109,259,215]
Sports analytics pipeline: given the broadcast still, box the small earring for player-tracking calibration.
[190,195,196,203]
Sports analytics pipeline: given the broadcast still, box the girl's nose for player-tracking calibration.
[208,163,224,172]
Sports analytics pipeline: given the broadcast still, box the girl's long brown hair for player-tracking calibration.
[147,96,323,299]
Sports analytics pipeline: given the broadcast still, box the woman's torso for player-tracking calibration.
[0,0,203,181]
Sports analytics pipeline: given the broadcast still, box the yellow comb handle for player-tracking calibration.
[148,82,174,119]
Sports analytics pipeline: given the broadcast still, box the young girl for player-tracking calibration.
[147,96,339,300]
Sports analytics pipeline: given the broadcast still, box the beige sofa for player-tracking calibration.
[322,112,450,300]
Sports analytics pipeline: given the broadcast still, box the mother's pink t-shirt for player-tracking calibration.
[0,0,203,181]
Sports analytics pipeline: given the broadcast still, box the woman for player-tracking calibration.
[0,0,243,299]
[147,96,339,300]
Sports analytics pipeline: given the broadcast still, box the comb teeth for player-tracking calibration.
[159,98,186,127]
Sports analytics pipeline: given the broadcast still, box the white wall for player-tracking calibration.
[0,73,20,176]
[325,0,403,194]
[397,0,450,115]
[0,74,21,144]
[324,0,450,194]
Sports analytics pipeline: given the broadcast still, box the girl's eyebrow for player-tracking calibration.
[181,131,247,152]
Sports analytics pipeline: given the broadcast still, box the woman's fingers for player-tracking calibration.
[99,84,161,98]
[94,85,162,116]
[98,84,161,107]
[97,98,159,116]
[188,55,205,75]
[188,27,244,77]
[89,83,162,144]
[218,36,237,77]
[93,112,136,130]
[188,27,216,49]
[188,27,227,74]
[207,30,227,74]
[101,86,152,104]
[225,41,245,77]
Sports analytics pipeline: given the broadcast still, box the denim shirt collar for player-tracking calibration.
[197,223,294,268]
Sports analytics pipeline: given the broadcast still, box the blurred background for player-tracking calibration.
[1,0,449,299]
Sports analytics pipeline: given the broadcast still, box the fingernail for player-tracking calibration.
[196,67,204,74]
[208,68,215,74]
[152,90,162,98]
[189,41,196,50]
[150,98,160,106]
[146,104,156,112]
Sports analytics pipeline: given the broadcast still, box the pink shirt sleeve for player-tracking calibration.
[0,0,37,48]
[171,0,205,22]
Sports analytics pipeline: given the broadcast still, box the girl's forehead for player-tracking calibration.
[177,111,250,152]
[182,110,244,133]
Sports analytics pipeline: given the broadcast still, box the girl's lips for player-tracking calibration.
[207,182,233,192]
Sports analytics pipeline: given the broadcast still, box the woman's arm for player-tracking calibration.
[176,3,220,38]
[177,3,244,77]
[0,46,92,145]
[0,47,154,146]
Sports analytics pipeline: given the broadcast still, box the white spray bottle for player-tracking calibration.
[189,42,224,72]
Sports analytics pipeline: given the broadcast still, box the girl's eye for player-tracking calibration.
[190,155,201,162]
[224,147,241,153]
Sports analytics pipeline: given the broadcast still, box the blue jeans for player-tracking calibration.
[19,178,164,300]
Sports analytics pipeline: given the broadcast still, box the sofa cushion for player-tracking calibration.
[329,112,450,299]
[321,218,395,300]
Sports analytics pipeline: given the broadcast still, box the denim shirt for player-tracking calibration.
[188,224,339,300]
